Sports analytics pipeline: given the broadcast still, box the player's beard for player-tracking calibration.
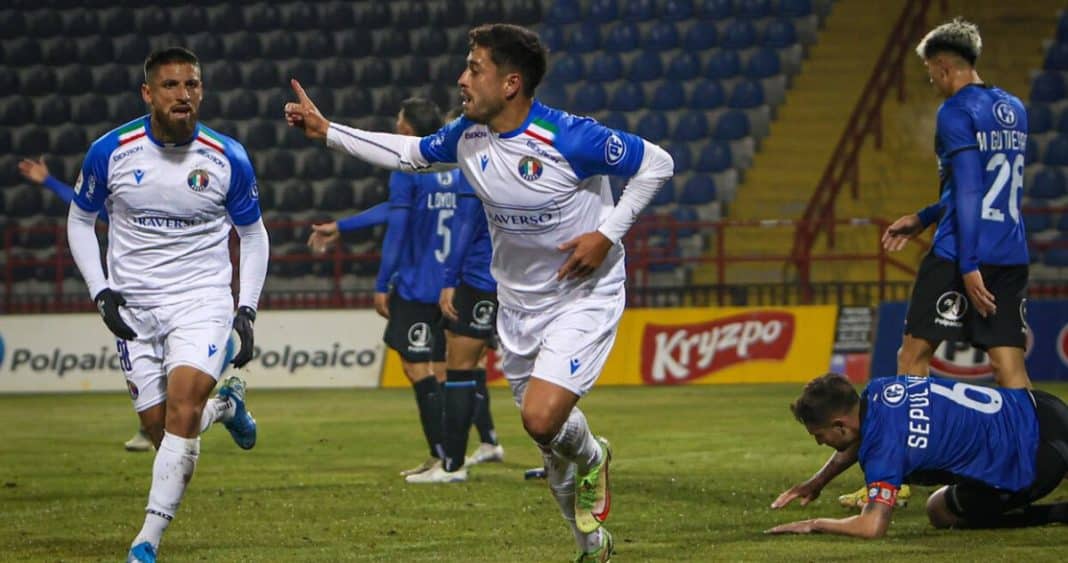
[152,105,198,143]
[463,95,504,125]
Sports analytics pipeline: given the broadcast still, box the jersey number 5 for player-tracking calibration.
[981,152,1023,224]
[435,210,454,263]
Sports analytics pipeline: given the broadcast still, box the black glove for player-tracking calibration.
[94,288,136,340]
[231,306,256,368]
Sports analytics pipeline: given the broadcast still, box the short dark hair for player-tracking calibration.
[144,47,200,83]
[468,23,548,97]
[399,97,443,137]
[790,374,859,426]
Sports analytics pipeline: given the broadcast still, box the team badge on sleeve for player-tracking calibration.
[867,481,898,507]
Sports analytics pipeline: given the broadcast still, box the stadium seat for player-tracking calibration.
[116,33,152,65]
[1044,135,1068,166]
[1,96,34,127]
[502,0,543,24]
[188,33,225,60]
[1043,248,1068,268]
[296,31,333,60]
[283,59,315,85]
[588,0,619,22]
[1026,137,1039,165]
[373,88,407,116]
[205,61,242,91]
[571,83,607,115]
[337,32,372,57]
[169,5,207,30]
[42,37,78,66]
[278,179,315,213]
[549,54,585,83]
[1029,104,1053,135]
[225,31,262,60]
[336,89,373,119]
[735,0,771,18]
[745,47,782,79]
[1056,109,1068,135]
[21,66,57,97]
[261,150,296,182]
[667,52,702,80]
[243,121,277,152]
[779,0,814,17]
[608,82,645,112]
[673,111,710,142]
[263,32,299,60]
[566,22,602,53]
[600,111,630,132]
[588,52,624,82]
[1031,71,1066,103]
[728,79,766,109]
[134,8,170,35]
[246,3,281,31]
[622,0,657,21]
[714,109,751,140]
[683,23,718,51]
[1057,214,1068,233]
[1031,166,1067,199]
[1023,213,1052,234]
[706,49,741,80]
[649,178,676,206]
[1058,11,1068,42]
[319,59,355,88]
[644,21,680,51]
[0,127,10,154]
[0,10,24,39]
[692,79,726,110]
[70,94,105,126]
[722,19,758,49]
[626,51,664,81]
[660,0,694,21]
[650,81,687,111]
[391,2,429,29]
[319,179,357,211]
[6,38,41,67]
[545,0,582,24]
[77,35,114,66]
[319,2,356,30]
[672,205,700,237]
[9,186,44,218]
[678,175,717,205]
[764,18,798,48]
[374,29,410,57]
[224,91,259,120]
[0,153,17,187]
[413,28,448,57]
[394,57,430,86]
[695,141,733,173]
[538,83,568,109]
[1044,42,1068,71]
[27,10,63,37]
[299,151,336,181]
[666,143,693,174]
[636,112,669,143]
[244,59,280,89]
[604,21,640,52]
[0,66,18,93]
[36,95,70,127]
[540,25,564,52]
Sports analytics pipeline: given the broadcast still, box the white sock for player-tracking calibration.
[549,407,602,473]
[198,396,235,434]
[541,446,604,553]
[132,432,200,550]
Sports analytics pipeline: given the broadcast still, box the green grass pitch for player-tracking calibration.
[2,383,1066,561]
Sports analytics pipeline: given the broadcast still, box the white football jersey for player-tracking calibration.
[73,116,261,307]
[417,102,646,312]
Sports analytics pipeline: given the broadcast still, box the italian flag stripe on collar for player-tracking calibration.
[117,121,146,146]
[196,128,225,154]
[525,118,557,145]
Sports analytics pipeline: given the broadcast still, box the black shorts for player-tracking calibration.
[444,283,498,342]
[904,253,1028,350]
[383,292,445,362]
[946,390,1068,521]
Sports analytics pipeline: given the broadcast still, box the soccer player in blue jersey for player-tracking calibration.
[287,23,673,561]
[65,48,268,563]
[769,374,1068,537]
[307,98,460,482]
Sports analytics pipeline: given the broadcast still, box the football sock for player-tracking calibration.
[443,370,478,472]
[549,406,602,473]
[413,376,446,460]
[133,431,199,550]
[541,445,604,553]
[472,369,498,445]
[198,396,234,434]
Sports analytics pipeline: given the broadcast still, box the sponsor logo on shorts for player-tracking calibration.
[881,382,907,407]
[934,291,967,328]
[208,344,218,357]
[407,322,431,353]
[1020,299,1028,334]
[471,300,495,329]
[570,358,581,374]
[641,312,795,384]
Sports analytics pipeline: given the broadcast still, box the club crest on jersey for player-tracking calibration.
[992,100,1017,128]
[881,382,906,407]
[187,169,210,192]
[518,156,543,181]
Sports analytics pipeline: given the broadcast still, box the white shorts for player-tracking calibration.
[496,291,625,401]
[115,294,234,412]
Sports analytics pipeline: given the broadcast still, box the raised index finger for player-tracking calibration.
[290,78,313,104]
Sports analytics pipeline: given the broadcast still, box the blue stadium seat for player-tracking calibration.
[36,95,70,127]
[1057,214,1068,233]
[1043,248,1068,268]
[650,178,676,206]
[27,10,63,37]
[683,23,718,51]
[373,88,406,116]
[319,178,357,211]
[2,96,33,127]
[226,32,262,60]
[337,33,372,57]
[722,19,758,49]
[745,47,782,79]
[549,54,586,83]
[170,5,207,30]
[243,59,279,89]
[1029,104,1053,134]
[57,66,92,96]
[678,175,717,205]
[1031,71,1066,103]
[637,112,670,143]
[16,126,49,160]
[299,151,336,181]
[79,36,114,66]
[208,4,245,33]
[53,124,87,156]
[278,178,315,214]
[588,0,619,22]
[729,79,766,108]
[650,81,686,111]
[358,59,391,86]
[390,2,429,29]
[394,57,429,86]
[545,0,582,24]
[695,141,733,172]
[588,52,624,82]
[224,91,259,120]
[205,61,242,91]
[109,92,144,123]
[604,21,640,52]
[42,37,77,66]
[70,94,104,126]
[1031,166,1067,199]
[503,0,543,24]
[622,0,657,21]
[135,8,170,35]
[627,51,664,81]
[413,28,448,57]
[6,38,41,66]
[696,0,732,18]
[644,21,680,51]
[666,143,693,174]
[318,2,354,30]
[297,32,333,60]
[764,18,798,48]
[1045,42,1068,71]
[375,29,410,57]
[706,49,741,80]
[1058,11,1068,42]
[779,0,814,17]
[246,3,281,31]
[736,0,771,18]
[690,79,726,109]
[265,32,299,60]
[660,0,694,21]
[262,150,296,182]
[571,83,607,115]
[667,52,701,80]
[1023,212,1052,234]
[566,22,602,52]
[539,83,568,109]
[608,82,645,111]
[672,206,700,236]
[673,111,710,142]
[336,90,373,119]
[714,109,751,140]
[598,111,629,132]
[467,0,504,26]
[1056,109,1068,135]
[541,26,564,52]
[22,66,57,97]
[1044,135,1068,166]
[113,34,151,65]
[188,33,225,60]
[9,185,43,218]
[243,121,277,152]
[1027,137,1039,165]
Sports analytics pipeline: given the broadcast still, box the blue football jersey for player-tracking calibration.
[451,173,495,292]
[931,84,1029,268]
[859,375,1038,492]
[380,169,458,303]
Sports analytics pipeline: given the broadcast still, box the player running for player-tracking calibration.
[286,23,673,561]
[770,374,1068,537]
[65,48,268,563]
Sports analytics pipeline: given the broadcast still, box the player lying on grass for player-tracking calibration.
[768,373,1068,538]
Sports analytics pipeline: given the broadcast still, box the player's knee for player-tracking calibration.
[521,408,560,445]
[926,486,959,529]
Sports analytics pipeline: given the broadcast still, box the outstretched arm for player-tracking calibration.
[20,157,109,223]
[771,442,859,509]
[767,498,893,539]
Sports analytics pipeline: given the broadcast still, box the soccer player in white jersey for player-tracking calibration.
[65,48,269,563]
[286,24,673,561]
